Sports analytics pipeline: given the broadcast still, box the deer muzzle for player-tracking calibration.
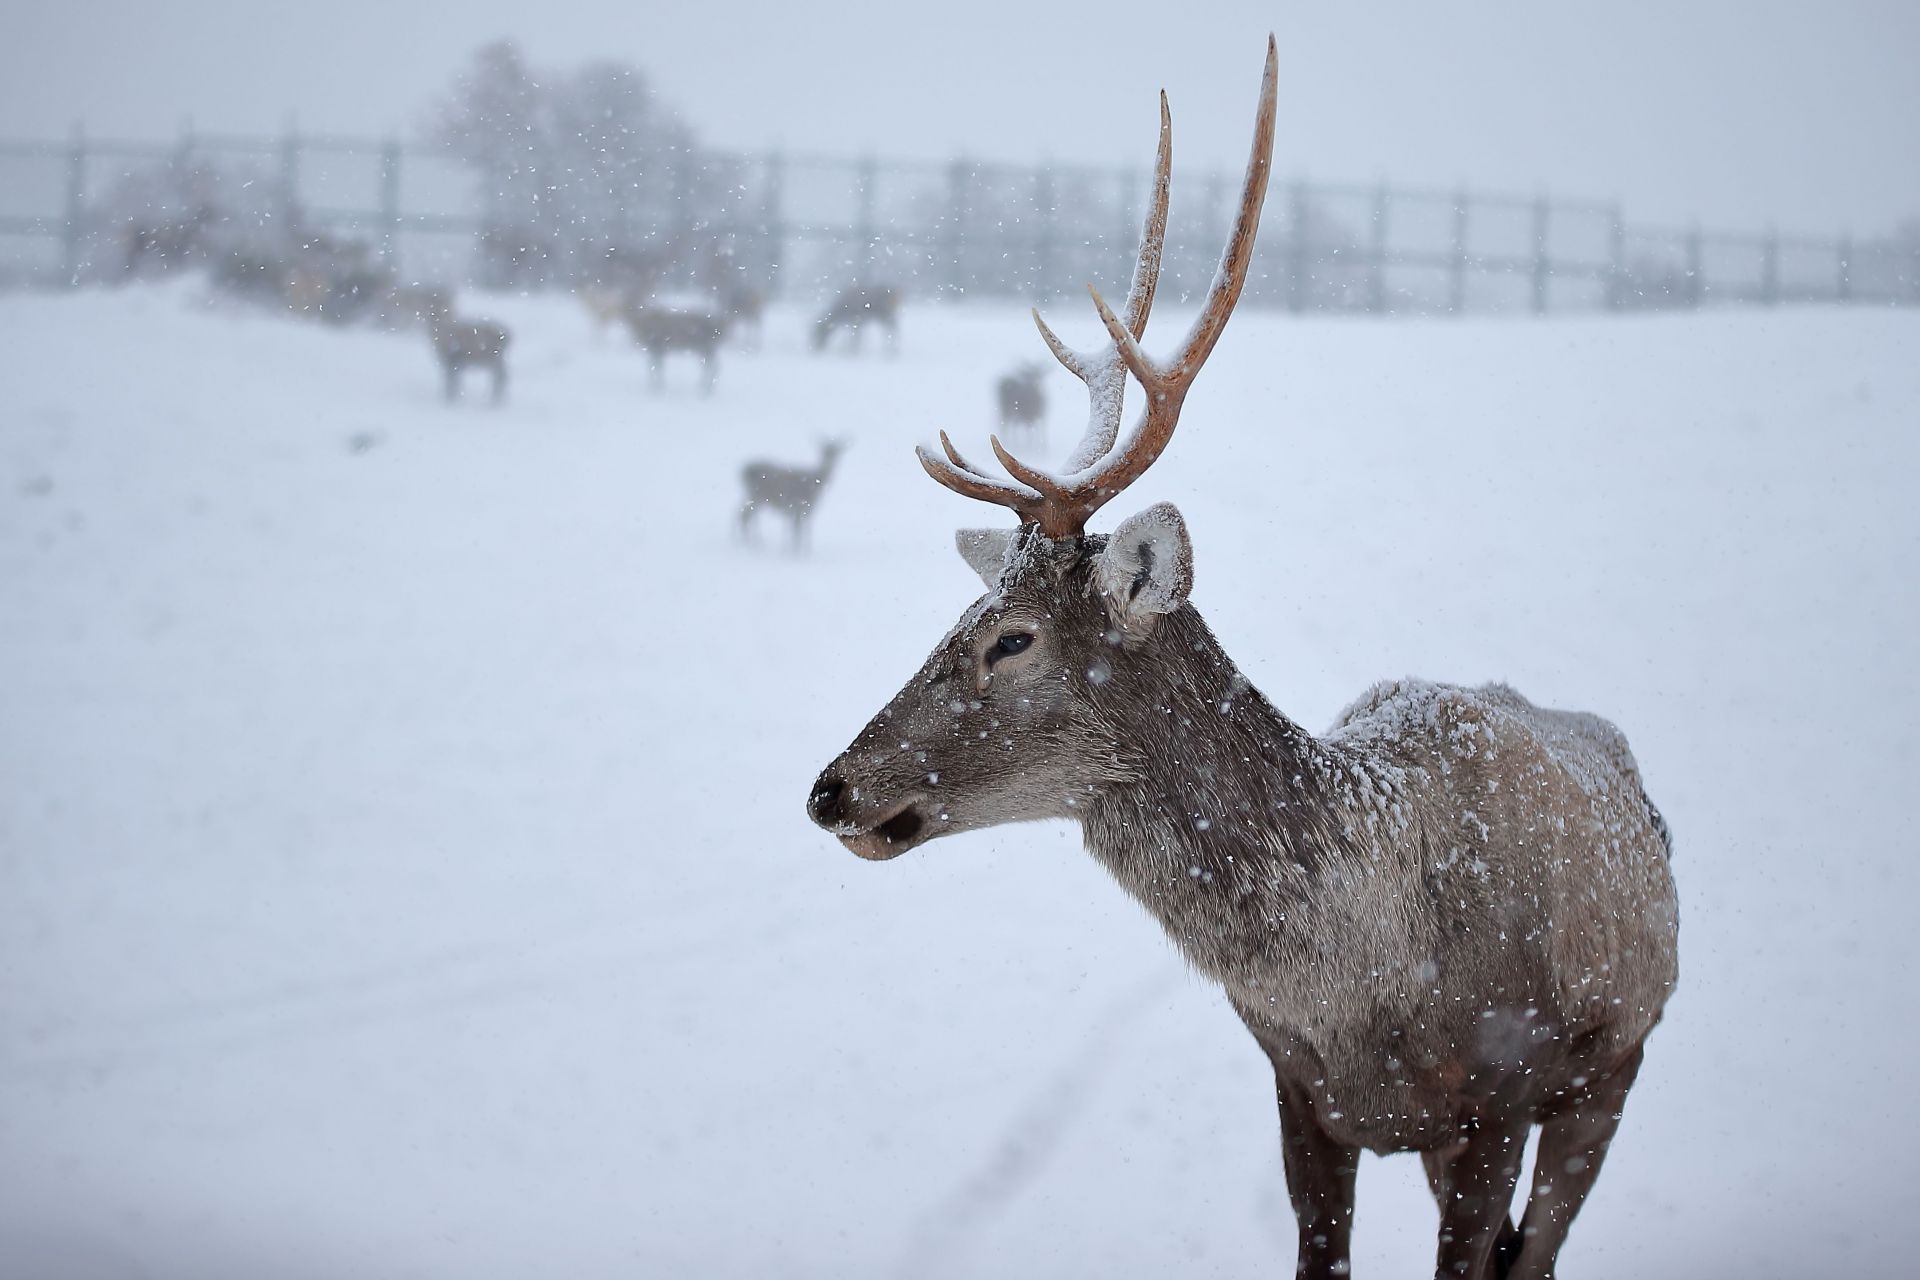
[807,773,930,861]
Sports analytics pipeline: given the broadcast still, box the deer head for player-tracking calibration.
[808,39,1276,860]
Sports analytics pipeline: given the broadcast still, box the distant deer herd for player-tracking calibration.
[119,208,1040,555]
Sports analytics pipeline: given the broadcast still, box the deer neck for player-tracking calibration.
[1076,608,1376,985]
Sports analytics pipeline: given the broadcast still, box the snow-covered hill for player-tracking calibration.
[2,284,1915,1278]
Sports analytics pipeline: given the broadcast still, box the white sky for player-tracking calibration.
[5,0,1917,235]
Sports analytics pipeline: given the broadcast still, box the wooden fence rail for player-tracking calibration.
[1,125,1914,313]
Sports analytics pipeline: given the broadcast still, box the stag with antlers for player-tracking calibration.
[806,39,1676,1280]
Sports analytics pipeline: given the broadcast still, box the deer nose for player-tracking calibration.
[808,775,849,828]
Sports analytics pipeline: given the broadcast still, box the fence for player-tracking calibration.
[1,124,1915,313]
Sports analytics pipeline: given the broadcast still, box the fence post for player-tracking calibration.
[174,117,196,215]
[1760,228,1779,305]
[63,122,86,286]
[1368,182,1389,314]
[1685,224,1703,308]
[670,147,694,245]
[379,139,402,268]
[1605,204,1625,311]
[279,118,302,235]
[762,148,785,300]
[1033,166,1055,300]
[1114,165,1137,272]
[855,152,877,282]
[1530,195,1551,314]
[1286,179,1309,312]
[1449,189,1470,315]
[1206,169,1228,296]
[1836,234,1852,302]
[946,157,969,298]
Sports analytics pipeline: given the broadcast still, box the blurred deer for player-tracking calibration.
[121,202,219,278]
[807,40,1676,1280]
[718,279,767,350]
[425,297,511,404]
[577,283,630,340]
[811,285,899,354]
[994,362,1048,444]
[708,244,767,350]
[624,298,727,394]
[738,439,847,551]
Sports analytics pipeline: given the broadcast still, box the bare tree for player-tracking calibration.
[811,285,900,354]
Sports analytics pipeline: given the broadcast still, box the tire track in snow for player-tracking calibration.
[893,968,1182,1279]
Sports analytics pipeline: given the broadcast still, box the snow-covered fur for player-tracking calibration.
[811,515,1678,1279]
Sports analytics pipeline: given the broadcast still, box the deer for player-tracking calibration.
[738,439,847,551]
[424,296,511,404]
[811,284,899,354]
[624,298,727,394]
[121,202,219,278]
[577,283,630,340]
[718,278,767,350]
[805,39,1677,1280]
[994,361,1048,444]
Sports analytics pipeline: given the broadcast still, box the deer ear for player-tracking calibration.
[1096,503,1193,623]
[955,528,1019,588]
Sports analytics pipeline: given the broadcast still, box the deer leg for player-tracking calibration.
[491,359,507,405]
[1432,1110,1530,1280]
[1422,1149,1521,1280]
[703,351,716,397]
[1274,1081,1359,1280]
[443,363,458,403]
[1504,1045,1643,1280]
[649,351,664,392]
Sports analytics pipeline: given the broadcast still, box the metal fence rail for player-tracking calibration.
[1,125,1914,313]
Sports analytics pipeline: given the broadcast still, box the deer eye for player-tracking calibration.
[988,632,1035,666]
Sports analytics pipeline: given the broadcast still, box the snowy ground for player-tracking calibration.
[2,283,1916,1279]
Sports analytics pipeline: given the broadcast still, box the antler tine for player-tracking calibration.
[1163,36,1277,383]
[988,434,1064,495]
[1122,90,1174,338]
[916,442,1044,515]
[1030,308,1084,378]
[937,429,990,476]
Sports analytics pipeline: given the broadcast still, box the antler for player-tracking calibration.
[917,35,1278,540]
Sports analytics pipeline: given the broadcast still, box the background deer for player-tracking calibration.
[425,296,511,404]
[623,298,727,394]
[806,40,1676,1280]
[738,439,847,551]
[121,202,219,278]
[811,284,899,354]
[577,282,629,339]
[994,361,1047,443]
